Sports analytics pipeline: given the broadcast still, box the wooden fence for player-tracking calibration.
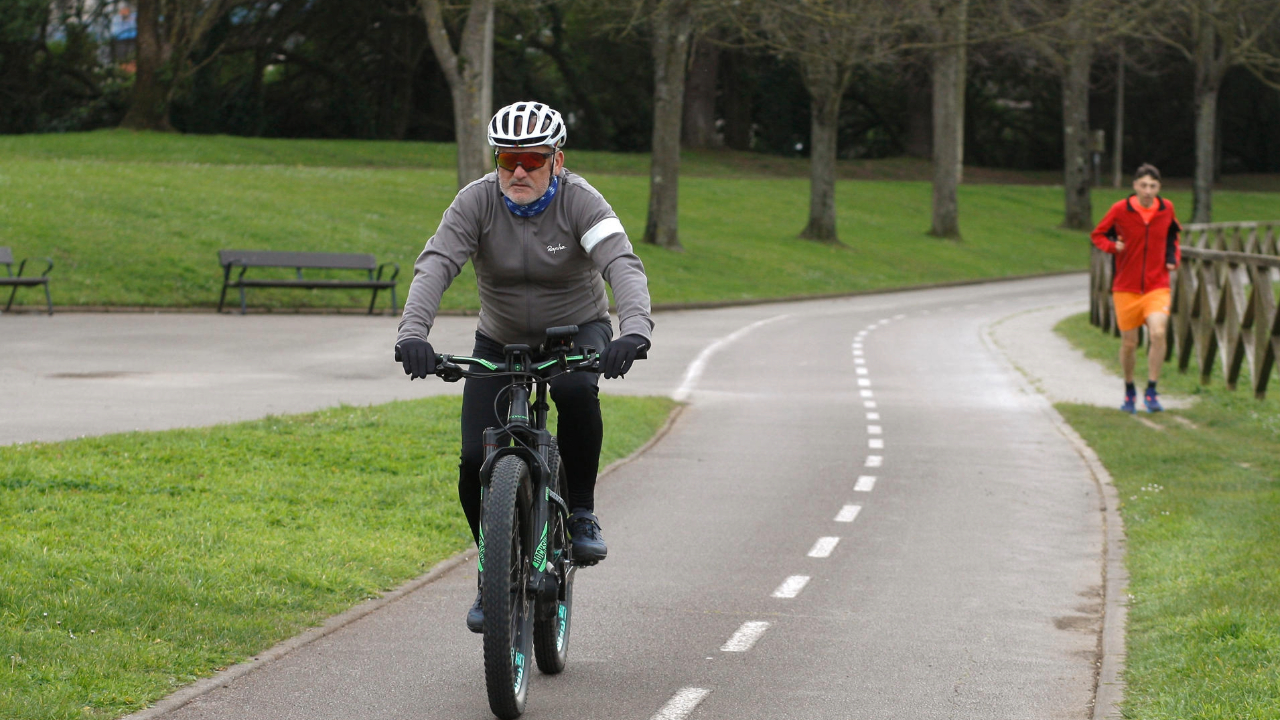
[1089,221,1280,399]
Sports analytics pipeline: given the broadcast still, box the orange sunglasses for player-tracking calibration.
[495,150,556,172]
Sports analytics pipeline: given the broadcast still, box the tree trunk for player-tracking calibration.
[119,0,173,131]
[643,1,693,250]
[1112,45,1125,187]
[421,0,495,188]
[1061,38,1094,230]
[929,1,967,240]
[799,59,844,244]
[1192,84,1218,223]
[682,37,719,148]
[721,50,752,151]
[1191,11,1226,225]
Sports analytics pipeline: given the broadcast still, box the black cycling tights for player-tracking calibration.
[457,321,612,545]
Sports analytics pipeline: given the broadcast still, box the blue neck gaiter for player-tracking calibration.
[503,175,559,218]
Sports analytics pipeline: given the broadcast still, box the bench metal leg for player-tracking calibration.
[239,285,247,315]
[217,282,229,313]
[43,281,52,315]
[367,287,379,315]
[3,285,16,313]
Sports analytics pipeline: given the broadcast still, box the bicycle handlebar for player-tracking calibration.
[432,350,609,383]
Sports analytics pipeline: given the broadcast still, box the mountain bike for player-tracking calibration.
[432,325,619,719]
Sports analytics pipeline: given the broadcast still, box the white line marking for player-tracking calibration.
[857,378,872,387]
[855,476,877,492]
[672,315,789,402]
[721,621,770,652]
[860,390,874,398]
[835,504,862,522]
[856,367,869,375]
[807,536,840,558]
[854,356,865,363]
[864,400,877,408]
[869,438,884,449]
[893,314,906,320]
[867,425,882,434]
[878,318,891,324]
[651,688,712,720]
[865,455,882,467]
[772,575,810,599]
[866,412,880,420]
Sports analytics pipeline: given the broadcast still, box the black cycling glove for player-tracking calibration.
[395,338,436,379]
[601,334,649,379]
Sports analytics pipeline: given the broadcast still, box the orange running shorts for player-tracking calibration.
[1112,288,1171,332]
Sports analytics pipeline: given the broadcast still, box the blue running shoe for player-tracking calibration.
[1144,388,1163,413]
[1121,393,1136,414]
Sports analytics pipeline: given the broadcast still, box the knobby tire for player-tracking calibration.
[482,456,534,719]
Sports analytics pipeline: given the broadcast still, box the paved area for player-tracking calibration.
[8,275,1123,719]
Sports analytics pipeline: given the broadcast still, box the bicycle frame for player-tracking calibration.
[471,343,580,607]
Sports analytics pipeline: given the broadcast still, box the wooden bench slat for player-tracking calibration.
[237,279,396,289]
[218,250,378,271]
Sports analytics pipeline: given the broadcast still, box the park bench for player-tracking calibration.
[1,247,54,315]
[217,250,400,315]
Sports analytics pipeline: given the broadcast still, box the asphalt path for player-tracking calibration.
[7,275,1107,719]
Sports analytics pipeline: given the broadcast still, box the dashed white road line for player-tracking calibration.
[651,688,712,720]
[893,313,906,320]
[866,412,880,420]
[855,475,877,492]
[673,315,789,402]
[860,389,874,398]
[856,367,869,375]
[864,400,877,408]
[835,504,862,522]
[865,455,882,467]
[857,378,871,387]
[720,621,771,652]
[807,536,841,558]
[867,425,882,434]
[772,575,810,599]
[868,438,884,449]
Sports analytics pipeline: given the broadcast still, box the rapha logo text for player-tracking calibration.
[547,244,568,254]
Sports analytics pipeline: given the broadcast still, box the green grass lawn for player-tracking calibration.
[0,394,675,720]
[1055,313,1280,719]
[5,131,1278,311]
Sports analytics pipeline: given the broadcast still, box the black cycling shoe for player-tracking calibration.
[465,587,483,634]
[568,509,607,566]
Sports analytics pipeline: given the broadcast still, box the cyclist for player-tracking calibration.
[1090,163,1181,413]
[394,101,654,632]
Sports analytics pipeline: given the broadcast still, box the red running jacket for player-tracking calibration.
[1090,195,1182,294]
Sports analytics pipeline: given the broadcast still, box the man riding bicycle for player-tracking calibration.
[394,101,654,632]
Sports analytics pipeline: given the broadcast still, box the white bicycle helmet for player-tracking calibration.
[488,101,567,149]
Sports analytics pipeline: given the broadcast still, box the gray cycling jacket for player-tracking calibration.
[397,169,653,348]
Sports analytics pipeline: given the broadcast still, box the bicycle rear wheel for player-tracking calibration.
[481,455,534,719]
[534,444,573,674]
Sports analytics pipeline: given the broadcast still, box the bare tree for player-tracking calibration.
[727,0,902,244]
[120,0,244,131]
[922,0,969,239]
[1002,0,1124,229]
[420,0,495,189]
[1147,0,1280,222]
[643,0,695,250]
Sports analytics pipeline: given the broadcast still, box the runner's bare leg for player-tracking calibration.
[1145,312,1169,383]
[1120,328,1140,384]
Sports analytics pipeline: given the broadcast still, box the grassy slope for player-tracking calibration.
[1055,313,1280,719]
[4,130,1277,310]
[0,394,675,720]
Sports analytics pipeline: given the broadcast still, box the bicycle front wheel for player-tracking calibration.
[482,455,535,719]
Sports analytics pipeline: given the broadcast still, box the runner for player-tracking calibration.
[1090,163,1181,413]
